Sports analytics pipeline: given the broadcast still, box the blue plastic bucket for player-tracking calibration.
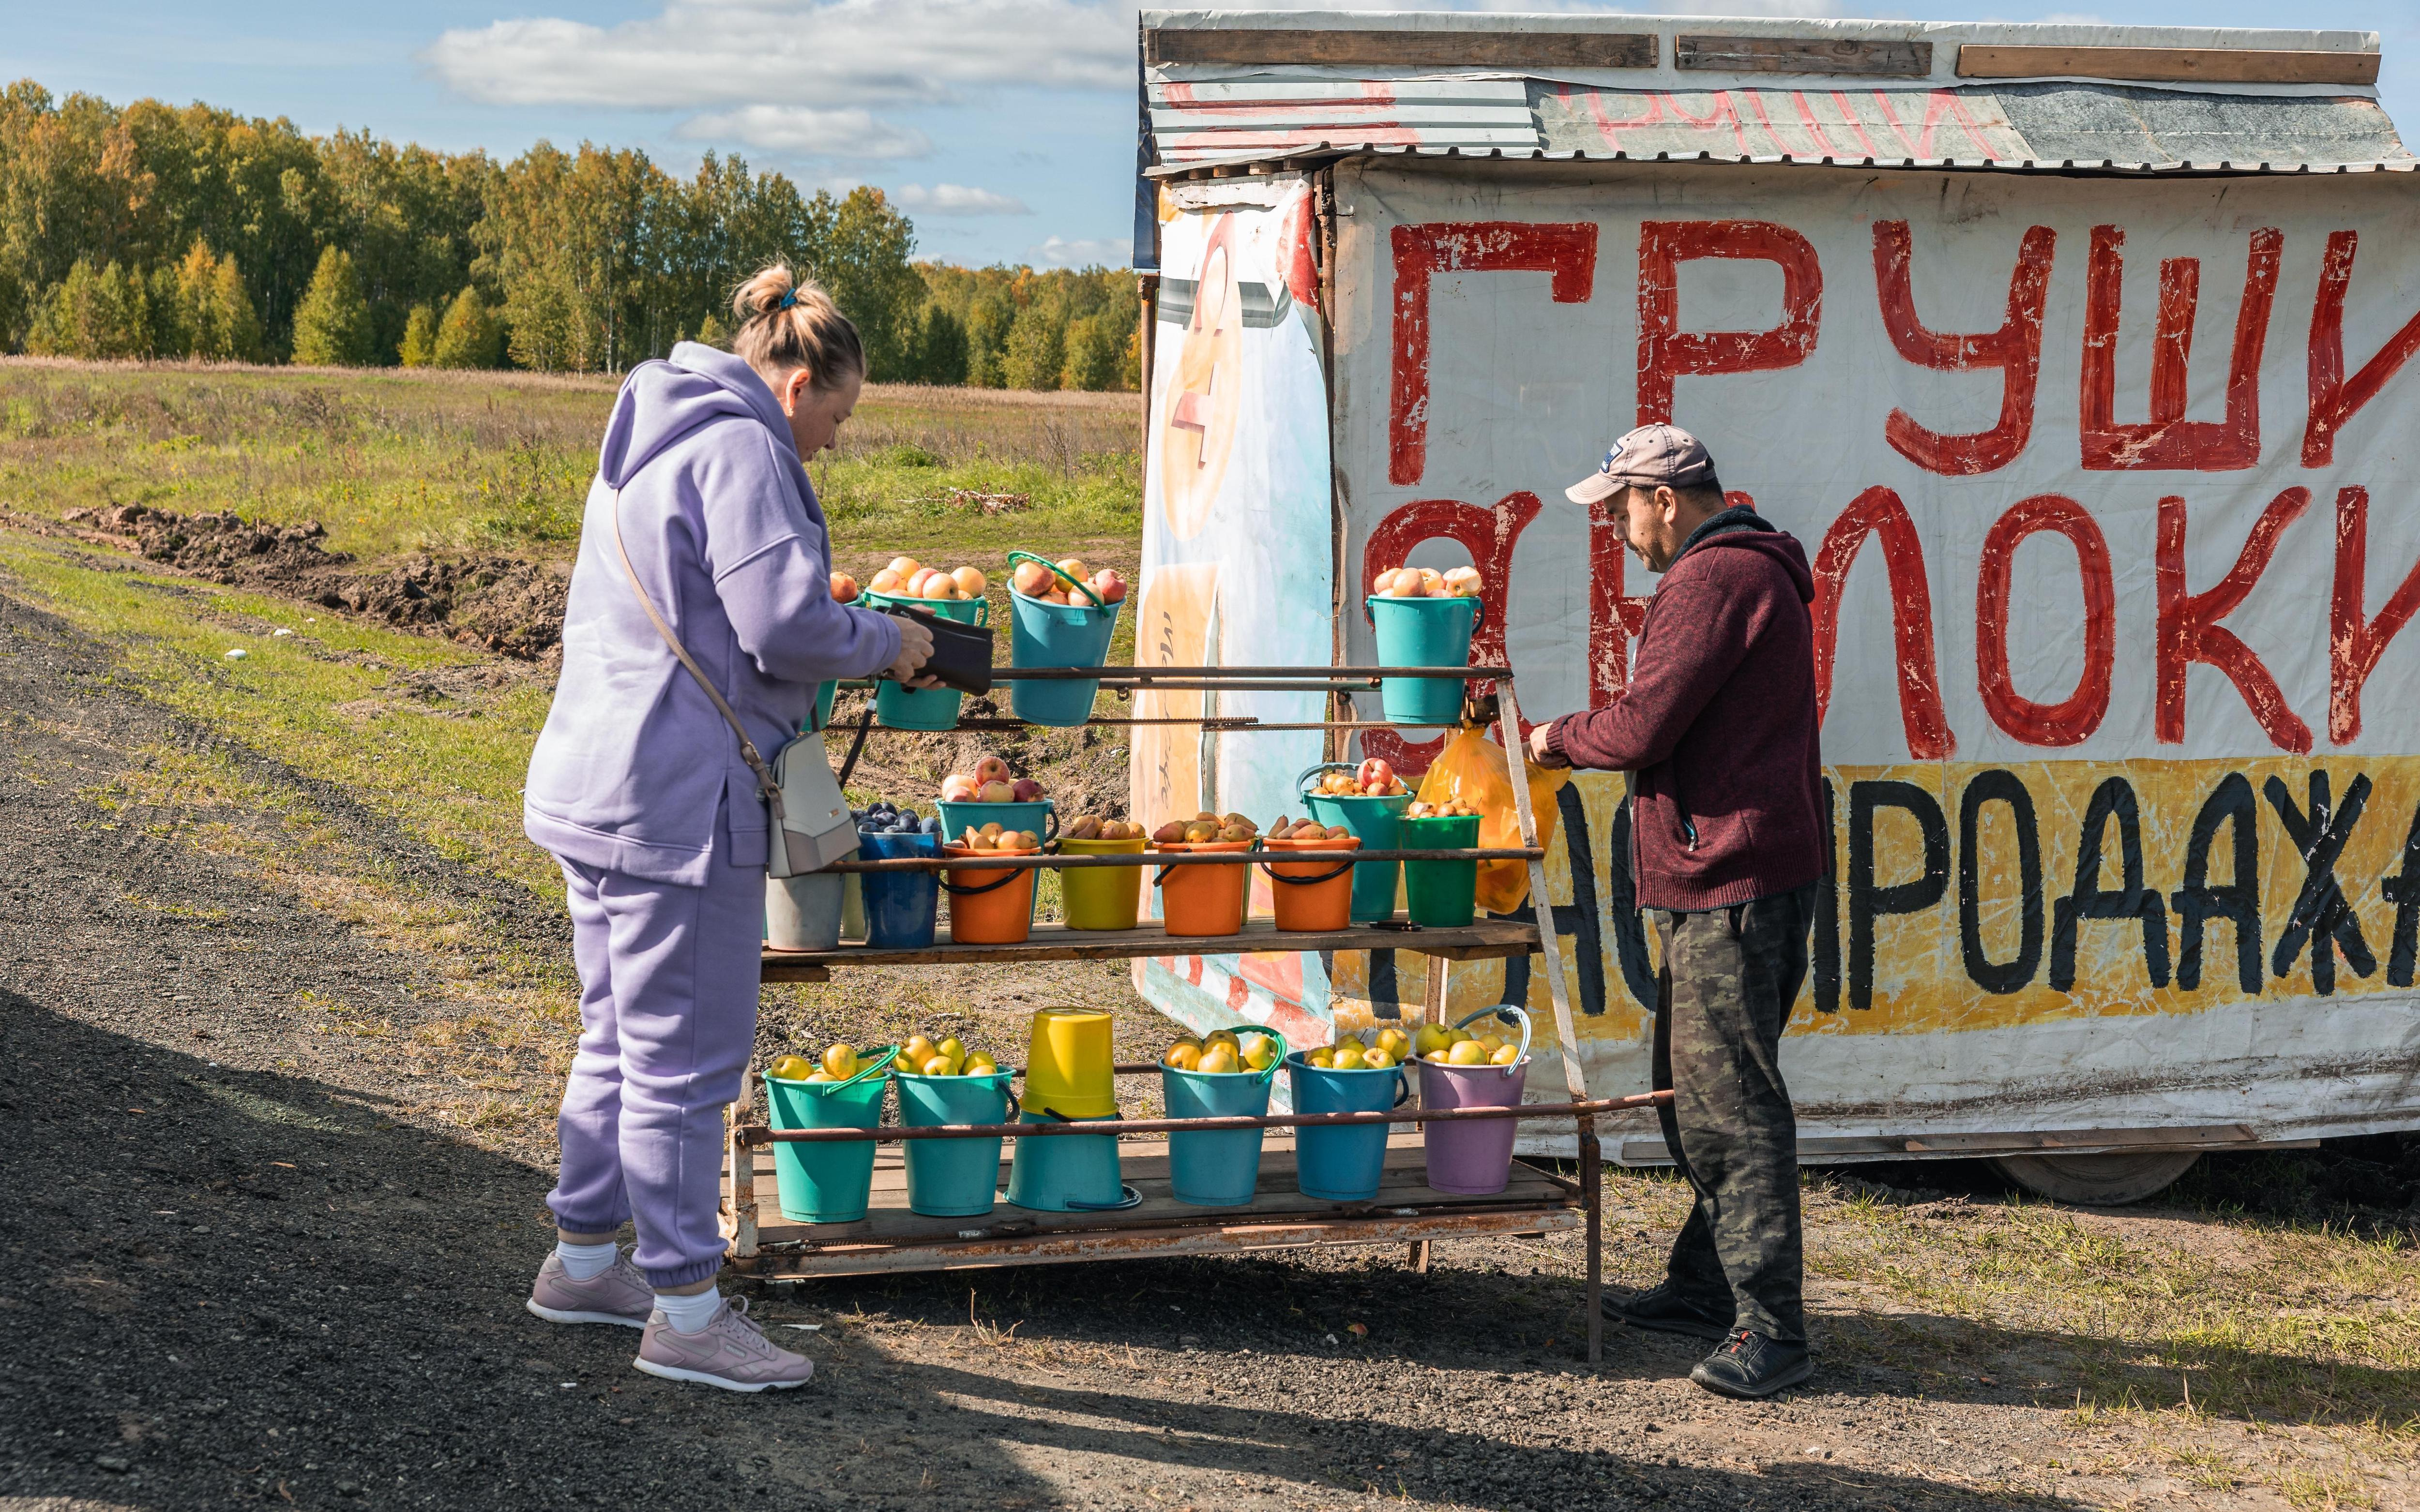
[763,1053,894,1223]
[1285,1052,1410,1202]
[1366,594,1480,724]
[1161,1028,1285,1206]
[1004,1111,1137,1212]
[863,591,986,730]
[858,830,940,949]
[1007,553,1121,727]
[1299,763,1412,922]
[894,1070,1012,1217]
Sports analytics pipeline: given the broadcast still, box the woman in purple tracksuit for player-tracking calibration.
[517,267,930,1392]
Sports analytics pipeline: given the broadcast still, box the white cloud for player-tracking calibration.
[677,105,930,159]
[1034,235,1126,267]
[893,183,1031,215]
[422,1,1132,110]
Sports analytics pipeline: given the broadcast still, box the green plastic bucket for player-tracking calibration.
[894,1069,1012,1217]
[862,591,986,730]
[1366,594,1480,724]
[1285,1052,1410,1202]
[1299,763,1411,922]
[763,1049,895,1223]
[1400,812,1482,926]
[1161,1027,1285,1206]
[1007,553,1120,727]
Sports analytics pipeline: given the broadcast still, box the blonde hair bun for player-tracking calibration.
[730,262,864,391]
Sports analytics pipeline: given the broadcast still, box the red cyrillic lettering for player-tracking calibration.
[2081,225,2281,471]
[2155,489,2313,752]
[1359,492,1543,775]
[1975,495,2115,747]
[2304,231,2420,466]
[1389,223,1597,486]
[2329,485,2420,745]
[1587,496,1654,703]
[1811,486,1955,761]
[1872,221,2055,475]
[1636,221,1822,426]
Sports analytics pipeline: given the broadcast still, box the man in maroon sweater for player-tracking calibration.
[1531,423,1826,1398]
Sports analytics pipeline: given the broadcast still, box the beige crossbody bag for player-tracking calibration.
[608,487,858,877]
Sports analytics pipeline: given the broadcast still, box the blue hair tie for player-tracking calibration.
[775,287,798,310]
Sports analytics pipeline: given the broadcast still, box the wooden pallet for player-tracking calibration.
[761,917,1539,980]
[728,1134,1576,1278]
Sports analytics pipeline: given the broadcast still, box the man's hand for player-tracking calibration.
[1528,720,1569,768]
[886,616,939,689]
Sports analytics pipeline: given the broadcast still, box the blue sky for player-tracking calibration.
[13,3,2417,269]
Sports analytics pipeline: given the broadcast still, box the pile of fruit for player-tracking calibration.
[1373,564,1482,599]
[940,754,1044,805]
[1011,556,1128,606]
[1414,1022,1522,1066]
[1309,758,1406,798]
[1303,1026,1407,1070]
[891,1033,1000,1078]
[955,822,1041,852]
[1405,797,1480,819]
[1150,812,1259,844]
[1162,1028,1279,1074]
[1265,817,1353,841]
[1063,814,1148,840]
[869,557,987,602]
[855,800,941,836]
[831,571,860,602]
[768,1043,916,1082]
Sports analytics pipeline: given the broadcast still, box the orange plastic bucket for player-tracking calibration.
[943,842,1039,944]
[1154,840,1251,938]
[1260,835,1361,932]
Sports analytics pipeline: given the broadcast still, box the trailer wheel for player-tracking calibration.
[1990,1150,2200,1206]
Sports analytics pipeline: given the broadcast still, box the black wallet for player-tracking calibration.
[877,604,994,695]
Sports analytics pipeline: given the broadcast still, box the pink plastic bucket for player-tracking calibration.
[1417,1005,1531,1196]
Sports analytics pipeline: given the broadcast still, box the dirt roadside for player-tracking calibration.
[3,576,2411,1512]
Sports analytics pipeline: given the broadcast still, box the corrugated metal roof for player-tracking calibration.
[1138,11,2408,175]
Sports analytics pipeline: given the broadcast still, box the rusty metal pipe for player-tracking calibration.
[824,848,1543,873]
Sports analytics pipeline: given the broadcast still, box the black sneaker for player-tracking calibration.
[1690,1329,1814,1398]
[1602,1284,1730,1342]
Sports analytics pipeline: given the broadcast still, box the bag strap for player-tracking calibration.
[607,486,787,827]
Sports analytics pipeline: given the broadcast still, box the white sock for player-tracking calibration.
[554,1239,618,1282]
[655,1289,723,1335]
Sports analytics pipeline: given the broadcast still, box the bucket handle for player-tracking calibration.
[861,587,989,628]
[1008,550,1105,610]
[1234,1024,1288,1083]
[1361,588,1485,630]
[1452,1003,1533,1076]
[941,861,1030,896]
[1152,839,1259,888]
[797,1045,898,1093]
[1259,856,1357,886]
[1065,1184,1145,1211]
[1295,761,1358,799]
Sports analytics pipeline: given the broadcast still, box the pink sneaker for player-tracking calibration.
[525,1248,653,1329]
[634,1297,815,1392]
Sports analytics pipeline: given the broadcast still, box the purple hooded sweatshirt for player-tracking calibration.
[523,342,902,885]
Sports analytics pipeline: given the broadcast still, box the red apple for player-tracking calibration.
[1357,757,1394,791]
[1010,778,1043,802]
[1089,569,1127,604]
[940,774,979,802]
[972,755,1011,786]
[977,779,1014,803]
[1012,560,1054,598]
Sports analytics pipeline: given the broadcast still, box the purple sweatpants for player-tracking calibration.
[547,849,762,1288]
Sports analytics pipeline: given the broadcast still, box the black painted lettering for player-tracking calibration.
[1957,770,2043,995]
[1849,779,1951,1012]
[2171,772,2263,995]
[1814,779,1842,1013]
[2384,799,2420,989]
[1502,782,1623,1015]
[2263,771,2375,996]
[2050,777,2172,991]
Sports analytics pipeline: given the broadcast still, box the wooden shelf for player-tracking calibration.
[761,917,1540,979]
[730,1134,1575,1279]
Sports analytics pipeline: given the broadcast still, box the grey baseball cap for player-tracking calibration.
[1565,423,1719,504]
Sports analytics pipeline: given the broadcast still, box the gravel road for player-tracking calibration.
[0,583,2264,1512]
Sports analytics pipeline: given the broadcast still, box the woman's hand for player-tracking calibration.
[887,616,940,689]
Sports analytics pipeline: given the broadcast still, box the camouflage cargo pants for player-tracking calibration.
[1651,883,1818,1344]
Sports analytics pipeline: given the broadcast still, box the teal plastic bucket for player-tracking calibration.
[934,798,1058,848]
[1161,1027,1284,1206]
[763,1051,895,1223]
[1007,553,1121,727]
[894,1070,1012,1217]
[863,591,986,730]
[1366,595,1480,724]
[1299,763,1412,922]
[1285,1052,1411,1202]
[1004,1111,1139,1213]
[811,680,837,732]
[1400,812,1482,927]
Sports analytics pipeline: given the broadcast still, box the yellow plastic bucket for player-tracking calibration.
[1059,836,1147,930]
[1021,1007,1118,1118]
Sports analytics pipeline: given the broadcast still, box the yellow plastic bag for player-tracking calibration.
[1413,725,1570,915]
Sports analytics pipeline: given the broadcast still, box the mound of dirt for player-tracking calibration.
[64,504,570,665]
